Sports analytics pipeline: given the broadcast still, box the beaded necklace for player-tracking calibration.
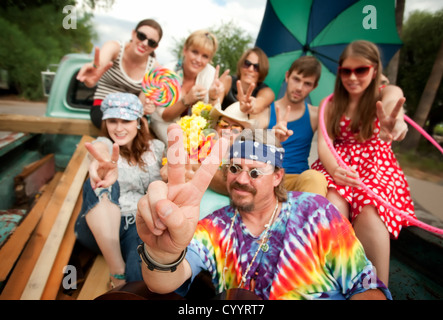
[221,200,279,290]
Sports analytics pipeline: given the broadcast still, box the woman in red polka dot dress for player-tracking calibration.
[311,40,415,286]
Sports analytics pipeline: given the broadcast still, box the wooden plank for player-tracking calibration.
[0,132,33,157]
[40,191,83,300]
[0,172,62,283]
[0,114,100,136]
[15,154,55,180]
[77,255,110,300]
[0,135,93,300]
[20,146,90,300]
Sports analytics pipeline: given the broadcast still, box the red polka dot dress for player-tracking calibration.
[311,116,415,239]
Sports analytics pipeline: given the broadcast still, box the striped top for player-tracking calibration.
[179,191,391,300]
[93,42,155,101]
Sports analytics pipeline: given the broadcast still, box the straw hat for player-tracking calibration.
[210,102,256,129]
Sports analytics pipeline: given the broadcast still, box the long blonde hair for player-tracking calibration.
[328,40,382,141]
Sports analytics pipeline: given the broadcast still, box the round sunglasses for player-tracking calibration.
[135,30,158,48]
[228,164,272,179]
[338,65,373,78]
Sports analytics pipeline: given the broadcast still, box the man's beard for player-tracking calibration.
[229,181,257,212]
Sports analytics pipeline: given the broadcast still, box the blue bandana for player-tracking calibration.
[229,140,284,168]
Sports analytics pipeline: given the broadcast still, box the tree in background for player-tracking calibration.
[384,0,405,85]
[171,20,253,76]
[397,9,443,151]
[0,0,114,100]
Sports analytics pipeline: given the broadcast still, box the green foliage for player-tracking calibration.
[0,1,107,100]
[397,9,443,117]
[210,21,254,75]
[434,123,443,136]
[172,20,253,76]
[395,145,443,175]
[0,16,46,99]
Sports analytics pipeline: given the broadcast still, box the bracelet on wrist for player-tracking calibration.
[137,243,187,272]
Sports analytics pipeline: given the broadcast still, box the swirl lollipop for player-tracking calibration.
[142,67,181,107]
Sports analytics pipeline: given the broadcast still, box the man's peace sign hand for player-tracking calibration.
[136,124,229,259]
[272,104,293,142]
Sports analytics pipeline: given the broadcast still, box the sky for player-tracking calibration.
[91,0,267,65]
[90,0,443,65]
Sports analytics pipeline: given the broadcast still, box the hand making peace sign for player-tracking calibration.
[85,141,120,190]
[376,97,408,142]
[136,124,229,259]
[208,65,229,102]
[236,80,256,114]
[76,47,113,88]
[272,103,294,143]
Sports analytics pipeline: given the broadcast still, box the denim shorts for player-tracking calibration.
[74,178,143,282]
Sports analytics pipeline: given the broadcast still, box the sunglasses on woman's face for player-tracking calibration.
[338,65,373,78]
[242,59,260,72]
[136,31,158,48]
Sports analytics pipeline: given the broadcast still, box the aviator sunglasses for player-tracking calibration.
[338,65,373,78]
[242,59,260,72]
[228,164,272,179]
[136,30,159,48]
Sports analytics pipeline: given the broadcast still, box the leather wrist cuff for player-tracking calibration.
[137,243,187,272]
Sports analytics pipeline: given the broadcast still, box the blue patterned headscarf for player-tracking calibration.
[229,139,284,168]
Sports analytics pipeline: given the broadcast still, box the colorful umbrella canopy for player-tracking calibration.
[255,0,402,105]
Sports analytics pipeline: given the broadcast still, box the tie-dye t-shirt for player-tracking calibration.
[178,191,391,300]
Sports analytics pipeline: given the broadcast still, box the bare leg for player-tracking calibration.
[326,188,350,220]
[85,193,126,287]
[353,206,390,286]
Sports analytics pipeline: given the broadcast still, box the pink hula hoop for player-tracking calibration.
[319,93,443,235]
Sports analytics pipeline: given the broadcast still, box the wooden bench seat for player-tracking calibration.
[0,135,93,300]
[77,255,110,300]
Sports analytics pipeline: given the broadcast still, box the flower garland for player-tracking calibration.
[162,102,217,165]
[178,102,217,163]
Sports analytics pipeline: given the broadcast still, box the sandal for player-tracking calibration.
[109,273,126,289]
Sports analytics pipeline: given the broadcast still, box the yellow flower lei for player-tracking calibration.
[162,101,215,165]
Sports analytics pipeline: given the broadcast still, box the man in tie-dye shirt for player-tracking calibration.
[136,126,391,300]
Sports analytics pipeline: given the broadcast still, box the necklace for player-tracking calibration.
[221,200,279,290]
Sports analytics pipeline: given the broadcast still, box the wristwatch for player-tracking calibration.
[137,243,187,272]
